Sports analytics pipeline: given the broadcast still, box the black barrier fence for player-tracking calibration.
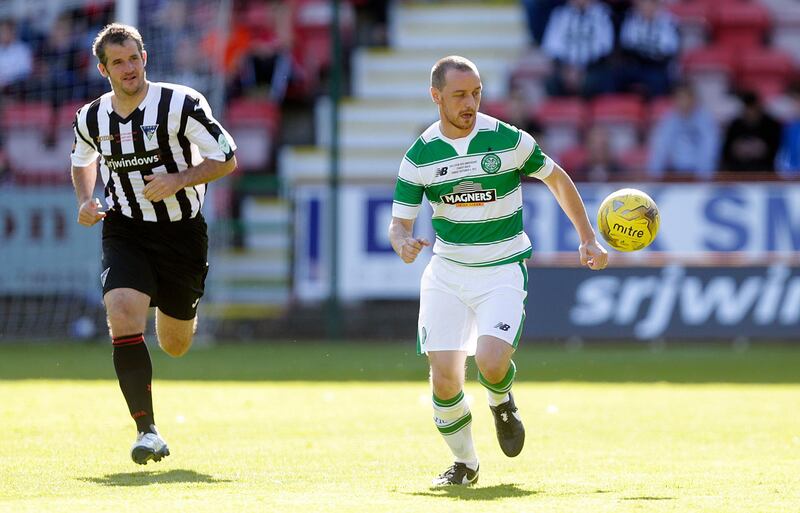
[525,265,800,340]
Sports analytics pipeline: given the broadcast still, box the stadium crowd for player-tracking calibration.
[510,0,800,180]
[0,0,359,184]
[0,0,799,184]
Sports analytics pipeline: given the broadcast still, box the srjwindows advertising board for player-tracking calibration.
[293,182,800,339]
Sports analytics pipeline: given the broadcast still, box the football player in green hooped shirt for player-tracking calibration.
[388,55,608,486]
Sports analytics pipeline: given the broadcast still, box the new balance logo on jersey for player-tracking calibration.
[494,322,511,332]
[435,166,448,177]
[441,181,497,207]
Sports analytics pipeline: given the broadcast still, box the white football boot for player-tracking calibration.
[130,425,170,465]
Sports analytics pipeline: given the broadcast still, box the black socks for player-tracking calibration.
[112,333,155,433]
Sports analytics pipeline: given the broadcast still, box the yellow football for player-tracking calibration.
[597,188,660,252]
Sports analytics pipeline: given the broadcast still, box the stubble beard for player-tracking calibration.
[116,74,145,98]
[444,108,475,132]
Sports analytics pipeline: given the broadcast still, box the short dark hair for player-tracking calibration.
[92,23,144,66]
[431,56,478,90]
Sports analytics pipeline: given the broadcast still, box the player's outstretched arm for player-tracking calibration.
[542,164,608,270]
[143,156,238,203]
[71,162,105,227]
[388,217,430,264]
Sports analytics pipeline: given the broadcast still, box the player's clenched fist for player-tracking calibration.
[398,237,430,264]
[579,239,609,271]
[77,198,106,226]
[143,173,186,202]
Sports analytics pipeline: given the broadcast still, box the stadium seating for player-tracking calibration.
[681,45,737,78]
[225,99,281,172]
[737,47,795,99]
[558,145,588,174]
[56,101,87,128]
[480,100,510,122]
[589,94,645,154]
[0,102,52,130]
[648,97,674,125]
[535,98,589,160]
[709,0,771,50]
[619,145,649,175]
[289,0,355,98]
[681,45,737,115]
[0,102,70,184]
[509,49,551,107]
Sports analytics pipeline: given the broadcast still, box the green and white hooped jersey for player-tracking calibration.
[392,112,554,267]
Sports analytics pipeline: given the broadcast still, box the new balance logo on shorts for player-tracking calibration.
[494,322,511,332]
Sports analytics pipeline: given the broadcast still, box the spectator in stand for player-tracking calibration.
[505,85,543,140]
[353,0,390,47]
[162,38,212,96]
[647,82,719,180]
[35,15,86,105]
[141,0,193,78]
[574,126,627,181]
[616,0,679,98]
[776,83,800,177]
[72,3,115,99]
[0,18,33,96]
[520,0,565,46]
[226,0,293,102]
[542,0,615,98]
[722,91,782,173]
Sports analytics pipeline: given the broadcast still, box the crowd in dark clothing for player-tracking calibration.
[518,0,800,178]
[528,0,679,99]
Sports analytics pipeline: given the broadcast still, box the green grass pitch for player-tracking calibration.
[1,342,799,513]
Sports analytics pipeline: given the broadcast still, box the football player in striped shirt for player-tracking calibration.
[389,56,608,486]
[70,23,237,465]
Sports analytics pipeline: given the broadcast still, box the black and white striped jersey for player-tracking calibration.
[71,81,236,223]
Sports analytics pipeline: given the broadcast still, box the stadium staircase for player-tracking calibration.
[204,197,291,321]
[279,2,529,185]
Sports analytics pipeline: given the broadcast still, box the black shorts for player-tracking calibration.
[101,210,209,320]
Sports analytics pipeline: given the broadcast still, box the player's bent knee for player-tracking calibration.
[474,356,509,384]
[432,383,462,401]
[430,375,462,400]
[159,334,193,357]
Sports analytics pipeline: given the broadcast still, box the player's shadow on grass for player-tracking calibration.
[409,483,537,501]
[80,469,230,487]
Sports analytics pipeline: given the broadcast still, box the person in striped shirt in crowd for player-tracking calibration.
[616,0,680,98]
[542,0,615,97]
[388,56,608,486]
[70,23,237,465]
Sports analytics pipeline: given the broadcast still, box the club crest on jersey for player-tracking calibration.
[218,134,231,153]
[441,181,497,207]
[141,124,158,141]
[481,153,501,174]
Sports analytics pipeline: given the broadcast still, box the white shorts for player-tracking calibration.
[417,255,528,356]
